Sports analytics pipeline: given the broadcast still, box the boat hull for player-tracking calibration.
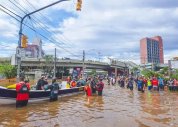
[0,86,84,105]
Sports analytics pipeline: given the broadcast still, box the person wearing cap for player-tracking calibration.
[16,76,30,108]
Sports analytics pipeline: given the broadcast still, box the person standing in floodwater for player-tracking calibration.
[46,78,59,101]
[137,77,144,92]
[84,82,92,96]
[90,77,97,94]
[16,76,30,108]
[96,78,104,96]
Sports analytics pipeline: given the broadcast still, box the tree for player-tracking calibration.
[88,69,96,76]
[44,55,54,76]
[0,63,17,78]
[170,69,178,80]
[130,67,140,77]
[141,68,163,78]
[159,67,169,76]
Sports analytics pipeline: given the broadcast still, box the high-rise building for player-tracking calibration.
[140,36,164,64]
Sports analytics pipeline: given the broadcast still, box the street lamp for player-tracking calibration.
[16,0,70,81]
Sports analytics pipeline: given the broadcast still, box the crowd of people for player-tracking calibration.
[14,75,105,108]
[14,73,178,108]
[107,75,178,92]
[66,76,104,96]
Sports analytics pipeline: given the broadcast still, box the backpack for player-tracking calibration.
[51,83,59,95]
[19,83,29,93]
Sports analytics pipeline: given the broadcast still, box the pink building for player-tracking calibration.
[140,36,164,64]
[24,38,44,58]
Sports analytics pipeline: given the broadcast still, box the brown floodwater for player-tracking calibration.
[0,84,178,127]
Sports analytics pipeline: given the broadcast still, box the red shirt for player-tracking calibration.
[84,86,92,96]
[16,81,30,101]
[152,79,158,87]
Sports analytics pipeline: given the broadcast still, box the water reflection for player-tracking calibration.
[0,85,178,127]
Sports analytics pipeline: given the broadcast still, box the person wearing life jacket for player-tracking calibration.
[152,77,159,91]
[70,79,77,88]
[46,78,59,101]
[84,81,92,96]
[96,78,104,96]
[147,78,152,91]
[16,76,30,108]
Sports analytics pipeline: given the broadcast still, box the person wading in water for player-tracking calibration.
[96,78,104,96]
[16,76,30,108]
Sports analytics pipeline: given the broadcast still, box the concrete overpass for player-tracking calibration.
[20,58,129,76]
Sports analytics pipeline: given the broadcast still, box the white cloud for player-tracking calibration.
[0,0,178,64]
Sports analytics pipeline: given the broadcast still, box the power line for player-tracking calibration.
[22,0,76,48]
[0,7,21,22]
[0,4,22,19]
[0,2,81,59]
[8,0,27,15]
[0,12,79,59]
[11,0,76,51]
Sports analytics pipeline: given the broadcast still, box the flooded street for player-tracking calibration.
[0,84,178,127]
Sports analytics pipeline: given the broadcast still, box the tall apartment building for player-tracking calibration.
[140,36,164,64]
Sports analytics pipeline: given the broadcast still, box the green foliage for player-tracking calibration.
[88,69,96,76]
[131,67,139,72]
[141,69,154,78]
[44,55,54,74]
[159,67,169,75]
[141,69,163,78]
[0,63,17,78]
[170,69,178,80]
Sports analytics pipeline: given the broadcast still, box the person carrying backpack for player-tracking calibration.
[46,78,59,101]
[16,76,30,108]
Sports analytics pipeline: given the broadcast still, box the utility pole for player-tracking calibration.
[16,0,69,81]
[54,48,56,78]
[82,50,85,79]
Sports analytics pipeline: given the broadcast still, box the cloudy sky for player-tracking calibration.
[0,0,178,64]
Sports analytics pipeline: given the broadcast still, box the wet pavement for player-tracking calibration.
[0,84,178,127]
